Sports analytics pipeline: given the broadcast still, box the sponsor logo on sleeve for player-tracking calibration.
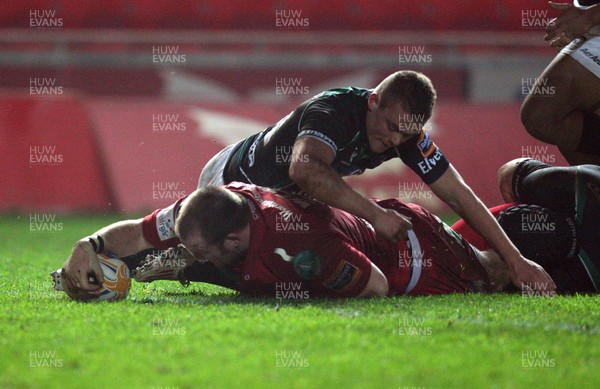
[156,203,177,241]
[322,260,362,292]
[417,148,444,175]
[580,48,600,67]
[417,130,436,158]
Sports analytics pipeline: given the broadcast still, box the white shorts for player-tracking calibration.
[561,36,600,79]
[197,141,240,188]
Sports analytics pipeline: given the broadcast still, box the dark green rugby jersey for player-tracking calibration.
[223,87,449,192]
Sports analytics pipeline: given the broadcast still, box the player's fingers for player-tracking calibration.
[386,226,407,242]
[542,273,557,292]
[61,270,78,292]
[545,18,558,38]
[75,268,101,291]
[549,35,570,49]
[396,229,408,241]
[62,270,102,300]
[89,259,104,286]
[392,210,413,229]
[530,272,556,294]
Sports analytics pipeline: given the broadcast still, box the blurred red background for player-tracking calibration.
[0,0,565,214]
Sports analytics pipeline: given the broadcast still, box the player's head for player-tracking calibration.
[497,204,578,267]
[366,71,437,153]
[497,158,531,202]
[176,186,250,268]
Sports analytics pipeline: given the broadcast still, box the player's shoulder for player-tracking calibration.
[314,87,371,100]
[225,181,261,197]
[225,181,328,218]
[394,128,441,162]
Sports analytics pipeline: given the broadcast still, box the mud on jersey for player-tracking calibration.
[223,87,449,192]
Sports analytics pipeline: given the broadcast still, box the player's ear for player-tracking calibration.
[368,92,380,111]
[223,233,241,250]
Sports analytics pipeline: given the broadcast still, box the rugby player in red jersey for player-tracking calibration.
[58,183,515,301]
[521,1,600,165]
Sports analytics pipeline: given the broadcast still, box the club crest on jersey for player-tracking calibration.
[274,248,322,280]
[417,130,436,158]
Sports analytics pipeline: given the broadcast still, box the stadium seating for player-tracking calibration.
[1,0,555,30]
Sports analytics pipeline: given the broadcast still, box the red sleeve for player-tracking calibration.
[141,196,187,249]
[450,203,517,250]
[315,238,373,298]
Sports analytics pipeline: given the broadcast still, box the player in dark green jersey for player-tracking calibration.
[193,70,555,293]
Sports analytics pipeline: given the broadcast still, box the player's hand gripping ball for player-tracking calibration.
[51,253,131,302]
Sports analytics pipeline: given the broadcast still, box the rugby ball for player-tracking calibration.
[91,253,131,302]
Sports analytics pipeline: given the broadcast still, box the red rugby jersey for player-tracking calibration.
[141,183,477,297]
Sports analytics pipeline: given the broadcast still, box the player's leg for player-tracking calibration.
[520,38,600,165]
[573,165,600,292]
[132,246,195,285]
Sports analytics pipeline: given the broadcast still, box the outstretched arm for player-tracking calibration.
[62,219,152,299]
[430,165,556,292]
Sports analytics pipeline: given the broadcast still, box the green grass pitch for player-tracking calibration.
[0,213,598,388]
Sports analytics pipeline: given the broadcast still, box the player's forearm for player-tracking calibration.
[75,219,151,258]
[453,193,521,266]
[442,184,523,267]
[431,166,523,267]
[290,158,384,222]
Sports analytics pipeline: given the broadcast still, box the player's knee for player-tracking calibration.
[497,159,525,203]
